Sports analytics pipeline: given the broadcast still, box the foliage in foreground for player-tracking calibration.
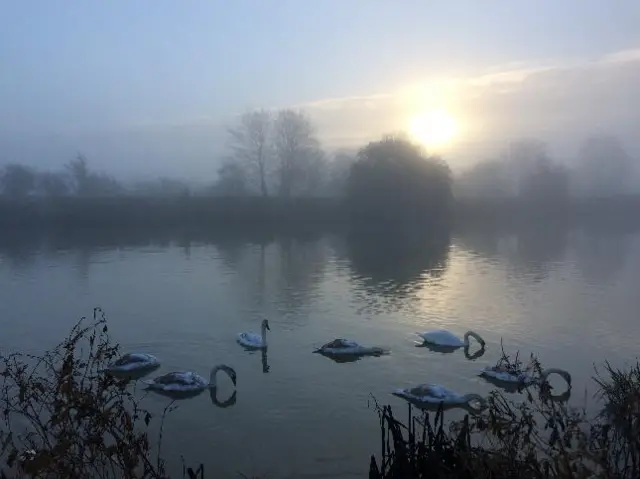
[370,350,640,479]
[0,308,204,479]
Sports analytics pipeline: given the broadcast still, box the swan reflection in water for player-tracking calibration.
[415,342,486,361]
[142,364,238,407]
[313,339,390,363]
[261,349,270,373]
[479,366,572,397]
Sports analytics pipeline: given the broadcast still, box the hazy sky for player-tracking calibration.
[1,1,639,181]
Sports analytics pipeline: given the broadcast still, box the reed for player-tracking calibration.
[370,348,640,478]
[0,308,204,479]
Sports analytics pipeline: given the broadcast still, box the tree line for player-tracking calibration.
[1,108,637,228]
[455,136,637,201]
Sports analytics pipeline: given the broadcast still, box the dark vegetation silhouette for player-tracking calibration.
[345,136,452,228]
[1,111,639,232]
[2,310,640,477]
[369,348,640,479]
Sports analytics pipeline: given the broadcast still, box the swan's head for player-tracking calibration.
[462,393,488,412]
[262,319,270,331]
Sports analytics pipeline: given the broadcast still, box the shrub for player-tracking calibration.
[370,352,640,478]
[0,308,203,479]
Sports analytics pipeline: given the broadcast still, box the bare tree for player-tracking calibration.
[0,164,36,199]
[272,109,324,198]
[226,110,272,197]
[66,153,90,196]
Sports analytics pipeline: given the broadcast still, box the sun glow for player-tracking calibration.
[408,109,458,150]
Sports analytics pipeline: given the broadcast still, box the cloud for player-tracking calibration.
[301,47,640,169]
[4,46,638,182]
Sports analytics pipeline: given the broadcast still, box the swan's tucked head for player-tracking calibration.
[262,319,270,331]
[463,393,488,411]
[541,368,572,387]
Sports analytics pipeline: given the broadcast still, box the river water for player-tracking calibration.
[0,226,639,478]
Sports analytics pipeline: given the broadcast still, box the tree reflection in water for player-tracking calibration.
[346,225,451,313]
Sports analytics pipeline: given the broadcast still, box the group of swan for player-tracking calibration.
[104,321,572,411]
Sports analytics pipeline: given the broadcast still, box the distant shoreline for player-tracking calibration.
[1,194,639,232]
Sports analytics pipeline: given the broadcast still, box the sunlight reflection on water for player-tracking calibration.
[0,228,639,477]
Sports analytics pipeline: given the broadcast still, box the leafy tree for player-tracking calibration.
[213,160,248,196]
[325,150,357,197]
[0,164,36,199]
[346,136,452,226]
[575,135,634,197]
[65,154,122,197]
[37,171,69,197]
[454,160,510,199]
[506,140,569,204]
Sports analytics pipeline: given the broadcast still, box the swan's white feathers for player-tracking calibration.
[106,353,159,372]
[237,332,265,348]
[417,330,464,347]
[144,371,208,392]
[480,366,535,384]
[394,383,465,404]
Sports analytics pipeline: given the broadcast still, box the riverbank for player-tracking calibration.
[2,195,640,232]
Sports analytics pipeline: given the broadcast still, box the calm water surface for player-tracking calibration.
[1,227,639,478]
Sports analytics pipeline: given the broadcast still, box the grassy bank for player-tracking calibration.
[1,310,639,478]
[0,196,347,231]
[2,195,640,233]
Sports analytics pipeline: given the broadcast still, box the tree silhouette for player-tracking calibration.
[272,109,325,197]
[38,171,69,197]
[345,136,452,227]
[226,109,273,197]
[575,135,634,197]
[0,164,36,199]
[213,161,248,196]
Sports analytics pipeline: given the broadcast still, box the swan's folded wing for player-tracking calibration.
[240,332,262,344]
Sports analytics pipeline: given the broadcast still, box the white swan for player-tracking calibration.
[480,366,572,387]
[143,364,237,393]
[313,338,386,356]
[104,353,160,373]
[393,383,487,411]
[415,329,485,348]
[237,319,270,349]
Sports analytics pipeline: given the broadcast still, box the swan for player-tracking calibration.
[480,366,572,387]
[237,319,270,349]
[393,383,487,411]
[313,338,386,356]
[143,364,237,393]
[415,329,485,348]
[104,353,160,373]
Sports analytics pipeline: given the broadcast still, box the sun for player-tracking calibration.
[408,109,458,150]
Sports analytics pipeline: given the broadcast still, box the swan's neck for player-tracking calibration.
[261,324,268,347]
[464,331,484,346]
[540,368,571,384]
